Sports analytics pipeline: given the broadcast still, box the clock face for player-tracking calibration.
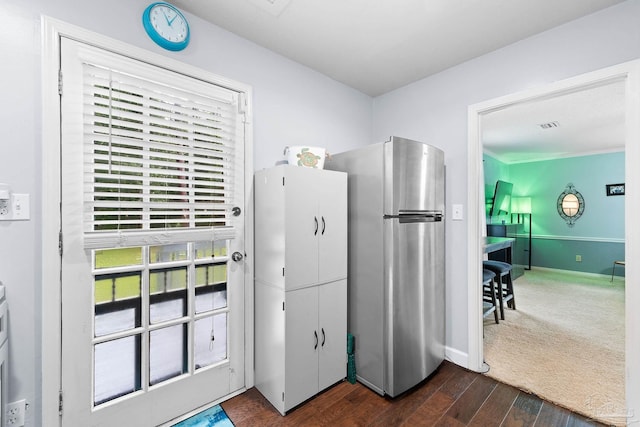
[143,2,190,51]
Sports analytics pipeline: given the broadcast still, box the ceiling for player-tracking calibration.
[172,0,627,162]
[482,79,626,164]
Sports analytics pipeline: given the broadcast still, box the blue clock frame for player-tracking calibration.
[142,2,190,51]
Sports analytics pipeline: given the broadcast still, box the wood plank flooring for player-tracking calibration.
[221,361,609,426]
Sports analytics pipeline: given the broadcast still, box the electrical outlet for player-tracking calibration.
[6,399,26,426]
[576,255,582,262]
[0,199,8,216]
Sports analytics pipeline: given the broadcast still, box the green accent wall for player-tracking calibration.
[484,152,625,276]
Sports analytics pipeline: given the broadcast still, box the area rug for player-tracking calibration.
[483,268,626,426]
[172,404,234,427]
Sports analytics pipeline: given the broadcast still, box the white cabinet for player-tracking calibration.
[254,165,348,415]
[255,165,347,290]
[255,279,347,415]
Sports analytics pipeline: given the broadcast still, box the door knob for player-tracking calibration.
[231,251,243,262]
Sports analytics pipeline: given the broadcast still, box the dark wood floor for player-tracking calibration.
[221,361,609,426]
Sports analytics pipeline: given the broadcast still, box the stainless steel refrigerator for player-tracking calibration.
[325,136,445,397]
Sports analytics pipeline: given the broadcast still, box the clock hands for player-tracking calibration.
[161,9,171,25]
[160,9,178,27]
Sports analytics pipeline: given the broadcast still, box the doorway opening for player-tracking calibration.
[466,61,640,424]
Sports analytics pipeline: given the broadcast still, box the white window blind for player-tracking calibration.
[79,54,242,249]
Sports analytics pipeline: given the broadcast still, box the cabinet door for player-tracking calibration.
[318,279,347,391]
[254,282,286,414]
[317,171,348,283]
[284,168,320,289]
[284,286,319,411]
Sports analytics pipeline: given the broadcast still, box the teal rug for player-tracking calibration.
[172,405,234,427]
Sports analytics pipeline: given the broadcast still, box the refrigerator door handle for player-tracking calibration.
[321,216,326,235]
[321,328,326,346]
[314,330,319,349]
[314,216,319,235]
[385,212,443,223]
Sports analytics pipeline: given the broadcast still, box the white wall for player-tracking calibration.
[0,1,371,425]
[372,0,640,359]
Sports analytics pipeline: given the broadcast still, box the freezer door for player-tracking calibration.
[383,217,445,397]
[383,137,444,215]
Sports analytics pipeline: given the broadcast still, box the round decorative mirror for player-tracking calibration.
[557,183,584,227]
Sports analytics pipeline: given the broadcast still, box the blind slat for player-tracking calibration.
[84,226,236,250]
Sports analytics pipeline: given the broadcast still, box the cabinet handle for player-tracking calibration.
[314,216,319,236]
[321,216,326,235]
[321,328,326,347]
[314,330,318,349]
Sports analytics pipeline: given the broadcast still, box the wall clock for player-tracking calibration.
[142,2,190,51]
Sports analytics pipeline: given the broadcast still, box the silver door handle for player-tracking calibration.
[231,252,243,262]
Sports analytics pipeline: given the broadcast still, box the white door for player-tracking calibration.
[59,39,246,426]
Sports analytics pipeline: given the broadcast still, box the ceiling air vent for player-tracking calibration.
[248,0,292,16]
[539,121,560,129]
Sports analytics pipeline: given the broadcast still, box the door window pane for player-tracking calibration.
[150,268,188,323]
[94,335,141,405]
[195,263,227,286]
[150,244,188,263]
[95,247,143,269]
[195,240,227,259]
[195,314,227,369]
[195,284,227,314]
[195,263,227,314]
[150,324,187,385]
[95,273,141,336]
[150,267,188,294]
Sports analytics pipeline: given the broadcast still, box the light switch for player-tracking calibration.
[11,194,30,220]
[452,204,464,221]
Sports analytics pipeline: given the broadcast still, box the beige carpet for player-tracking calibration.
[483,268,626,426]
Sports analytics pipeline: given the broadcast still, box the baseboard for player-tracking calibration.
[445,346,468,369]
[531,266,614,279]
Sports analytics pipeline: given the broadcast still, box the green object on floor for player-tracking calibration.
[347,354,356,384]
[347,333,356,384]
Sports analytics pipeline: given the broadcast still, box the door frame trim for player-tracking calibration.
[41,16,254,426]
[466,60,640,421]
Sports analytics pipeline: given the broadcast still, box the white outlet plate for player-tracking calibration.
[452,204,464,221]
[0,194,29,221]
[6,399,26,426]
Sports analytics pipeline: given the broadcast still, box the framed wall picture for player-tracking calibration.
[606,183,625,196]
